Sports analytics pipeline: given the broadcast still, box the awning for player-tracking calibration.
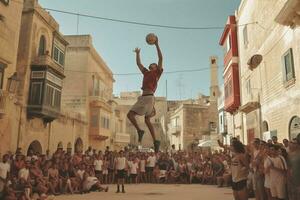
[198,140,218,147]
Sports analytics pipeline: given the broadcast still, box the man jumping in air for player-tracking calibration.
[127,36,163,153]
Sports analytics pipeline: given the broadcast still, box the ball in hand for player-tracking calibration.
[146,33,157,45]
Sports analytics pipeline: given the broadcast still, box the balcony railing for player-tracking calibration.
[240,90,260,114]
[275,0,300,27]
[115,132,130,143]
[0,90,6,115]
[31,55,64,75]
[168,124,181,135]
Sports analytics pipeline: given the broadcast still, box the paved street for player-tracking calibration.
[55,184,235,200]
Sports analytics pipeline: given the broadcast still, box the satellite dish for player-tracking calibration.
[247,54,263,70]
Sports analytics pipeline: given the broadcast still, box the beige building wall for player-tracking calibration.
[167,98,219,150]
[0,0,89,155]
[114,92,168,149]
[237,0,300,142]
[0,0,24,155]
[63,35,115,151]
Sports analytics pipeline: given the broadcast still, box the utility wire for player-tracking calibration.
[64,66,221,76]
[10,0,265,30]
[43,7,259,30]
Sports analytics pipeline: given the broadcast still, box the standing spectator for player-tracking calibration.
[231,140,249,200]
[269,145,287,200]
[115,151,127,193]
[283,139,290,154]
[146,152,156,183]
[94,155,103,182]
[129,157,139,184]
[139,155,146,183]
[0,154,10,199]
[251,139,266,200]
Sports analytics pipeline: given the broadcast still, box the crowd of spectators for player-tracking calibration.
[0,134,299,200]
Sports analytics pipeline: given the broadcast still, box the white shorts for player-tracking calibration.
[130,95,155,117]
[270,180,286,199]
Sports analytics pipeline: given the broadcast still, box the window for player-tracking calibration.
[101,116,110,129]
[38,36,46,56]
[44,85,54,106]
[44,84,61,109]
[225,80,232,100]
[289,116,300,140]
[29,82,43,105]
[246,79,251,95]
[53,46,65,66]
[91,114,99,127]
[220,115,223,125]
[282,48,295,82]
[0,63,5,89]
[243,25,248,48]
[53,90,61,108]
[224,35,231,54]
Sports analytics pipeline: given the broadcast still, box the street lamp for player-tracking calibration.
[6,72,19,93]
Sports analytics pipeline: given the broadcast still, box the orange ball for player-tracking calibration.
[146,33,157,45]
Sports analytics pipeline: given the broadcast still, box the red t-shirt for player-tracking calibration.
[141,68,163,93]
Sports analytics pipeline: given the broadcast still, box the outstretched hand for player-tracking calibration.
[133,47,141,54]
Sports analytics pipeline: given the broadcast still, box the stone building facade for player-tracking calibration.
[62,35,130,151]
[0,0,24,155]
[219,0,300,143]
[233,0,300,143]
[167,57,219,150]
[0,0,88,156]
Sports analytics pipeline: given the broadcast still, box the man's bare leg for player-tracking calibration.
[145,116,160,152]
[145,116,156,141]
[127,111,142,131]
[127,111,144,142]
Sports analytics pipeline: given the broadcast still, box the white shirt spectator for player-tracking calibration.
[140,160,146,172]
[0,162,10,179]
[115,157,126,170]
[264,156,272,189]
[77,169,85,180]
[147,156,156,167]
[18,168,29,181]
[94,159,103,171]
[130,162,139,174]
[269,155,287,199]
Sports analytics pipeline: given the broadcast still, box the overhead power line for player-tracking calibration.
[44,8,259,30]
[64,66,221,76]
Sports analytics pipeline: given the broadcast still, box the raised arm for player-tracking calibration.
[154,38,163,70]
[134,48,146,73]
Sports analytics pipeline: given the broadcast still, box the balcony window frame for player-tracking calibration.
[52,45,65,67]
[243,25,248,48]
[29,81,43,105]
[38,35,46,56]
[282,48,295,85]
[0,63,5,89]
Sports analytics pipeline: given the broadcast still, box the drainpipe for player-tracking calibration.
[16,105,23,148]
[47,122,52,152]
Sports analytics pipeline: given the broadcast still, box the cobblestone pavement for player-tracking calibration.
[54,184,236,200]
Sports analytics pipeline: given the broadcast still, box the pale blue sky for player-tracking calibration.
[39,0,241,100]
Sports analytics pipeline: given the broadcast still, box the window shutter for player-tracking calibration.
[282,53,287,82]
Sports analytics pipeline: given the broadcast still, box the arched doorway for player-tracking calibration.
[289,116,300,140]
[74,138,83,153]
[27,140,43,155]
[57,142,63,150]
[262,121,269,132]
[67,142,72,153]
